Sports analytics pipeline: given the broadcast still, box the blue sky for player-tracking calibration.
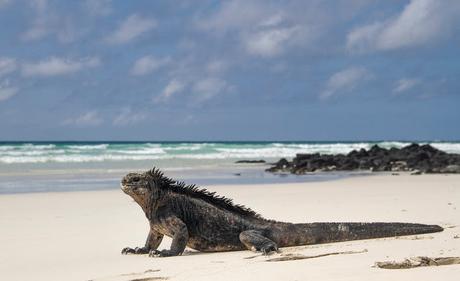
[0,0,459,141]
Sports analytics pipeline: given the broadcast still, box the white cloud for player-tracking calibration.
[22,0,50,41]
[259,13,285,28]
[113,107,147,126]
[192,77,229,102]
[155,79,186,103]
[130,55,170,76]
[393,78,420,94]
[197,1,312,58]
[63,111,103,127]
[347,0,460,52]
[346,22,384,52]
[320,66,370,99]
[105,14,157,44]
[0,57,17,77]
[21,0,81,43]
[22,21,48,41]
[244,26,299,57]
[0,80,18,102]
[378,0,454,50]
[0,87,18,101]
[22,57,100,77]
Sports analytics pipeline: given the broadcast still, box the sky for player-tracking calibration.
[0,0,459,141]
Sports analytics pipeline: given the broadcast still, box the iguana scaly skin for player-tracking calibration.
[121,168,443,257]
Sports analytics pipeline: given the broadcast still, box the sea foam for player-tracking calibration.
[0,142,459,164]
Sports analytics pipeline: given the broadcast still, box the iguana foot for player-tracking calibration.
[148,249,177,257]
[261,243,279,255]
[121,246,149,255]
[240,230,279,255]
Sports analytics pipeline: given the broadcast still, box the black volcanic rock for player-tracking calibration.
[266,158,290,172]
[235,160,266,164]
[266,144,460,174]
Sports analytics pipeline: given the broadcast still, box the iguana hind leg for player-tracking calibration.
[122,229,164,255]
[239,230,278,254]
[149,216,189,257]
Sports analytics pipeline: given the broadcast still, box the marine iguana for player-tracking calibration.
[121,168,443,257]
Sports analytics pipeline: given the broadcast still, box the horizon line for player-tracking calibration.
[0,140,459,143]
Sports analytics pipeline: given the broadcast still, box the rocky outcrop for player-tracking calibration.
[235,160,266,164]
[266,144,460,174]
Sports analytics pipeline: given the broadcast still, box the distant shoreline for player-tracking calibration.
[0,164,361,195]
[1,141,459,194]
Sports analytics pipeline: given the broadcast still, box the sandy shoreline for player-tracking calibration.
[0,174,459,281]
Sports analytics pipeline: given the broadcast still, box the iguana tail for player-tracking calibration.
[278,222,443,247]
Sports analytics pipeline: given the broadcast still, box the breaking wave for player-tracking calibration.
[0,141,459,164]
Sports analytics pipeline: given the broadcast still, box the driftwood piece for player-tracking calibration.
[265,249,368,262]
[375,256,460,269]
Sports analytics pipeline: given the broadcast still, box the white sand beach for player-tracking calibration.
[0,173,459,281]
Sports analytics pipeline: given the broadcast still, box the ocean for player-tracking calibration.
[1,141,459,194]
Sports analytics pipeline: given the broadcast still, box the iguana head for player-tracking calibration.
[121,167,263,219]
[121,172,153,205]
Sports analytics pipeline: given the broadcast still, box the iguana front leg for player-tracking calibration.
[149,216,188,257]
[122,228,164,255]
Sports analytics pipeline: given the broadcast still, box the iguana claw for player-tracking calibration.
[121,246,149,255]
[149,249,175,257]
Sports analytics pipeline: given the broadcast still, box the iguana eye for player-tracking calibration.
[132,176,140,182]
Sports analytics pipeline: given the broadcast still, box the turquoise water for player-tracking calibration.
[0,141,459,194]
[1,141,459,164]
